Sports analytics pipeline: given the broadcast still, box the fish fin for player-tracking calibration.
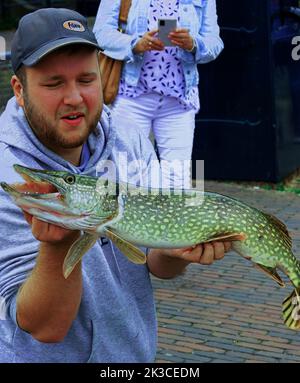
[282,288,300,330]
[104,228,146,265]
[262,212,292,248]
[63,233,98,279]
[204,232,247,243]
[254,263,285,287]
[95,193,126,234]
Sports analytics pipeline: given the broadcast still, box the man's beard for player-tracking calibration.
[23,92,101,150]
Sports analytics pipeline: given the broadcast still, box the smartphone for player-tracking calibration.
[157,18,177,46]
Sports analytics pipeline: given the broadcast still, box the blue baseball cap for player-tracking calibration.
[11,8,101,73]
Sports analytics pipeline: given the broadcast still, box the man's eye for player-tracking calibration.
[80,79,94,84]
[44,83,61,88]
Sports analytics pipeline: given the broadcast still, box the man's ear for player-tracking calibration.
[11,75,24,107]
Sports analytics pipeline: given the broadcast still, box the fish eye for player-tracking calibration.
[64,175,76,184]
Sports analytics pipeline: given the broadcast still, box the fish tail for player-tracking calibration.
[282,288,300,330]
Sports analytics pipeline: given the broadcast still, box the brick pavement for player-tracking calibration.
[153,181,300,363]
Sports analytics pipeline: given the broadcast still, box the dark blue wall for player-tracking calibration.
[193,0,300,182]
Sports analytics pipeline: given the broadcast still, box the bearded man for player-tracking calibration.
[0,8,230,362]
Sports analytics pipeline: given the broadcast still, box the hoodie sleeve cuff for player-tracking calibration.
[8,293,18,326]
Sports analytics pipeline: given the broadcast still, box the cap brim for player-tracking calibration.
[22,37,101,67]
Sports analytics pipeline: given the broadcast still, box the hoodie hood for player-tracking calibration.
[0,97,116,176]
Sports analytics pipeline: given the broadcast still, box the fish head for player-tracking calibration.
[0,165,119,231]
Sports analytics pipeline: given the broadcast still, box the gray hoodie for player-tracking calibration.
[0,97,158,362]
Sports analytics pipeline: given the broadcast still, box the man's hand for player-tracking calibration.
[23,211,80,245]
[147,241,232,279]
[169,28,195,51]
[164,241,231,265]
[133,29,165,54]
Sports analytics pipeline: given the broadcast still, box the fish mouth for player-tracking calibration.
[3,165,60,196]
[18,164,67,191]
[1,164,63,198]
[0,165,81,218]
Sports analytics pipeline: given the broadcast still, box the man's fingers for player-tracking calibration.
[211,242,226,260]
[31,216,49,241]
[163,240,231,264]
[29,216,79,243]
[180,244,201,261]
[182,242,228,264]
[224,241,232,253]
[199,243,215,265]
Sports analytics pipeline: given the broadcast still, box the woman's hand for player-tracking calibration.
[169,28,195,51]
[133,29,165,54]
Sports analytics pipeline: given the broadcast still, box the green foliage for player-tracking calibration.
[260,180,300,195]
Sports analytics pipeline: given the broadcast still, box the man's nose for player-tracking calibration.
[63,84,83,105]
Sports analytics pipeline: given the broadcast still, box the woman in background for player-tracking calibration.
[94,0,223,188]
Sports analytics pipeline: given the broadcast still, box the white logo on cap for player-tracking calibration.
[63,20,85,32]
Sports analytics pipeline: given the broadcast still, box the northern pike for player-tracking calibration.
[1,164,300,330]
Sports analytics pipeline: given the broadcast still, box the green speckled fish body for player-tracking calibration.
[114,188,300,286]
[2,165,300,329]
